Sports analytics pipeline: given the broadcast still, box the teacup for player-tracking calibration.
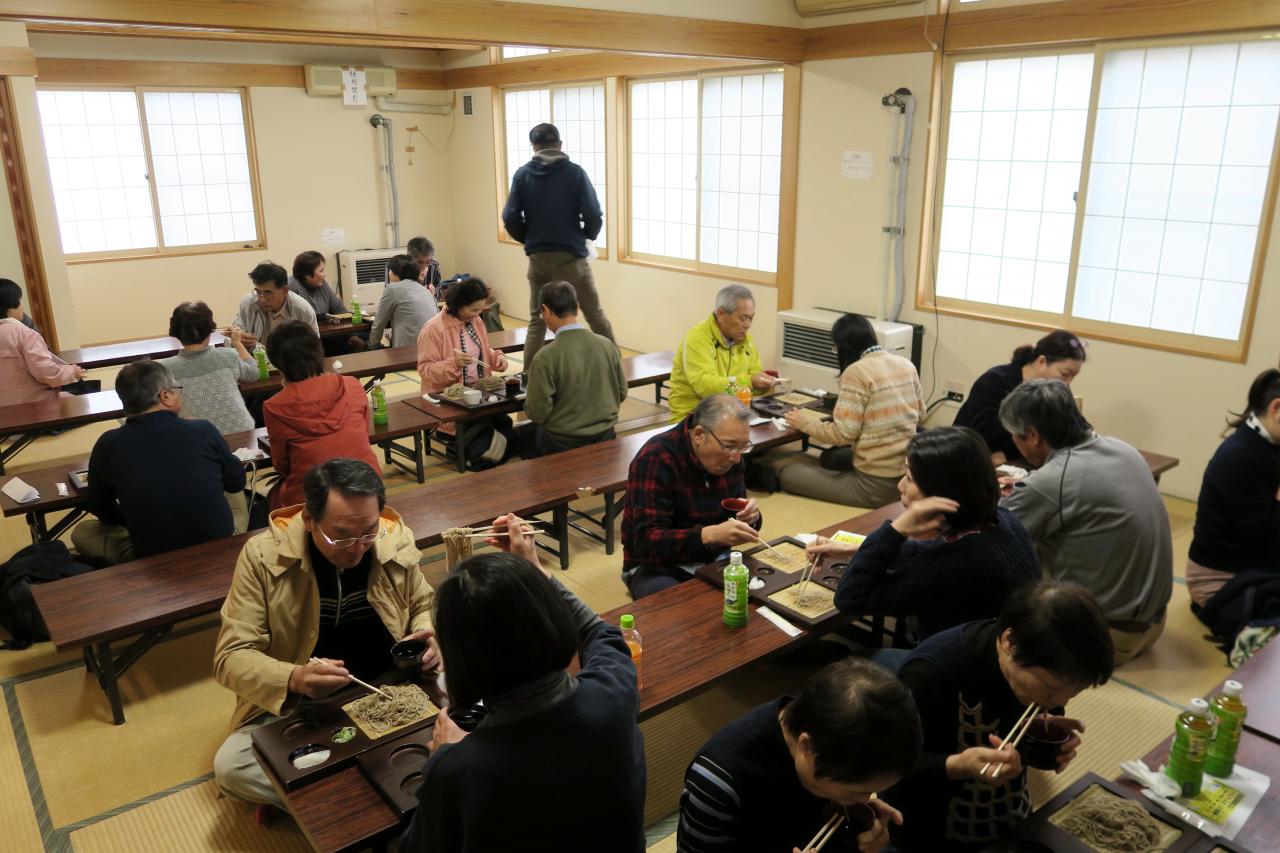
[462,388,482,405]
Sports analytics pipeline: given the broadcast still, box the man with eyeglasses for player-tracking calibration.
[621,395,765,599]
[231,261,318,349]
[214,458,436,814]
[71,360,246,565]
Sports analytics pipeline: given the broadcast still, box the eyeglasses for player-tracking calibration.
[254,289,278,300]
[706,429,753,455]
[155,385,183,401]
[316,523,387,549]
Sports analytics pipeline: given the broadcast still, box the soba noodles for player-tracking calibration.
[345,684,436,738]
[474,375,506,392]
[443,527,474,570]
[1056,793,1167,852]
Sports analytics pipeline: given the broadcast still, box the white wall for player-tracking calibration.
[793,53,1280,500]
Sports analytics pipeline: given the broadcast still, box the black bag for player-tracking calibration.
[0,541,96,650]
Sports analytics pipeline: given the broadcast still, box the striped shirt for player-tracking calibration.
[308,540,395,683]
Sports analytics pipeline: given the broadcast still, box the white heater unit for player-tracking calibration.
[778,308,917,396]
[336,247,406,309]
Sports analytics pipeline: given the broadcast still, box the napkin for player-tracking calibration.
[2,477,39,504]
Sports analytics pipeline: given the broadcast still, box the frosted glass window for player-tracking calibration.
[937,53,1094,311]
[502,84,607,249]
[37,90,155,254]
[630,78,698,260]
[502,46,557,59]
[1074,41,1280,339]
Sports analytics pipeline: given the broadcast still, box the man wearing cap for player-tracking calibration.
[502,122,616,369]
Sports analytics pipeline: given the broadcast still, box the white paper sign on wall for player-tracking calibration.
[320,227,345,246]
[342,68,368,106]
[841,150,873,180]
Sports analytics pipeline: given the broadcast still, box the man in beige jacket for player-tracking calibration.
[212,458,435,810]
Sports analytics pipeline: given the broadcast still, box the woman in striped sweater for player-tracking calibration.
[771,313,924,507]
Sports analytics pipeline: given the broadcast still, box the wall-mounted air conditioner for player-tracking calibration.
[336,247,406,309]
[305,65,397,97]
[777,308,924,396]
[795,0,920,16]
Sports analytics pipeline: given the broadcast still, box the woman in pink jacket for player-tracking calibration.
[417,278,514,469]
[0,279,83,403]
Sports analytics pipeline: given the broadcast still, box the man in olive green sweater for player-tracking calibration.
[517,281,628,458]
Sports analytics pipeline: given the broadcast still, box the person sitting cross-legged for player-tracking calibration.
[71,360,246,565]
[621,394,763,599]
[517,280,627,459]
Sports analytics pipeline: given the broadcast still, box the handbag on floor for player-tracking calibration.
[0,541,96,650]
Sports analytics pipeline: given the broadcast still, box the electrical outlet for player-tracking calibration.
[944,380,966,404]
[945,390,965,403]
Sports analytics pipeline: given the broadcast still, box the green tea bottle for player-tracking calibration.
[351,296,363,324]
[1166,698,1213,797]
[1204,680,1247,777]
[254,344,268,380]
[371,380,388,426]
[722,551,749,628]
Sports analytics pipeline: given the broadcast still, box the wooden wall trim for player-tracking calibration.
[34,58,446,90]
[806,0,1280,62]
[22,20,477,51]
[442,54,774,90]
[0,47,37,76]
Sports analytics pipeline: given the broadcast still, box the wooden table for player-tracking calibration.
[1230,638,1280,745]
[1139,449,1180,483]
[58,333,227,370]
[317,318,370,339]
[488,326,551,354]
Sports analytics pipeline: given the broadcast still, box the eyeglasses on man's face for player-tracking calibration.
[706,428,753,455]
[316,523,387,549]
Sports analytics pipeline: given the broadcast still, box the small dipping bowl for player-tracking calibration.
[1017,719,1071,770]
[288,743,331,769]
[462,388,482,405]
[505,377,522,398]
[391,638,428,672]
[449,702,489,733]
[845,801,876,835]
[721,497,749,516]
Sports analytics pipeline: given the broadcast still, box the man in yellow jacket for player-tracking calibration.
[667,284,777,423]
[212,458,436,811]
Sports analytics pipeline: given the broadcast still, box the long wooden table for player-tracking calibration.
[488,325,550,354]
[279,503,903,852]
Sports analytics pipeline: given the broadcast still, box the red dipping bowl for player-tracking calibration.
[721,498,749,514]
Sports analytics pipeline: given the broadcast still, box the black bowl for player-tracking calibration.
[449,702,489,732]
[1017,719,1071,770]
[391,638,428,672]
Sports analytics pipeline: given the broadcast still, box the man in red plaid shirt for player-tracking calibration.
[622,395,764,599]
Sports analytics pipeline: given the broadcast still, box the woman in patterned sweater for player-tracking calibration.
[770,313,924,507]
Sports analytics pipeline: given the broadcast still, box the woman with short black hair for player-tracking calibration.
[159,301,259,435]
[677,658,921,853]
[954,329,1087,464]
[768,313,924,508]
[400,515,644,852]
[262,320,379,509]
[287,250,346,322]
[813,426,1040,640]
[0,278,84,403]
[891,580,1112,851]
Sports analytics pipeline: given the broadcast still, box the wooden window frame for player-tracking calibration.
[917,34,1280,363]
[492,79,611,260]
[616,64,800,305]
[36,83,268,264]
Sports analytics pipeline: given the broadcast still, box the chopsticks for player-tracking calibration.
[794,555,820,606]
[309,657,392,699]
[803,813,844,852]
[460,521,546,539]
[980,703,1042,779]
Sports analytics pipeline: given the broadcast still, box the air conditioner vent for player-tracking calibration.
[781,323,838,370]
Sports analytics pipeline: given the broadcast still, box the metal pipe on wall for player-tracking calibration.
[369,113,400,247]
[880,88,915,322]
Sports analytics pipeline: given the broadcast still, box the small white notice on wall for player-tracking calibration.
[342,68,368,106]
[320,227,345,246]
[842,150,873,180]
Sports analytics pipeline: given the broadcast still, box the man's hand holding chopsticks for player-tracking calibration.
[486,513,543,572]
[288,657,350,699]
[945,734,1024,782]
[399,628,441,673]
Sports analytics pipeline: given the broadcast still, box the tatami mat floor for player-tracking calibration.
[0,319,1231,852]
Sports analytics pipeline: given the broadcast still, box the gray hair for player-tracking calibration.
[303,458,387,520]
[998,378,1093,450]
[715,284,754,314]
[117,360,176,417]
[691,394,750,431]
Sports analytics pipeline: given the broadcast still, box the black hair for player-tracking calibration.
[168,301,216,345]
[433,552,578,708]
[1227,368,1280,429]
[780,658,922,785]
[265,319,325,383]
[406,236,435,259]
[445,278,489,316]
[538,281,578,318]
[303,458,386,520]
[1011,329,1086,369]
[249,261,288,289]
[997,581,1114,688]
[906,426,1000,530]
[386,254,420,283]
[998,378,1093,450]
[832,314,880,372]
[0,278,20,313]
[291,251,325,284]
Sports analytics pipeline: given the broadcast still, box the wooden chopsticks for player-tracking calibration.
[980,703,1042,779]
[794,555,820,606]
[309,657,392,699]
[803,812,844,852]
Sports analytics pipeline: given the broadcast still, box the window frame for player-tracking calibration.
[618,65,796,289]
[492,79,612,259]
[919,34,1280,362]
[37,83,268,264]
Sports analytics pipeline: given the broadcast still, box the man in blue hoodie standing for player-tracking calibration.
[502,122,616,369]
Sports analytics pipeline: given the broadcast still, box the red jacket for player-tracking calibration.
[263,373,379,509]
